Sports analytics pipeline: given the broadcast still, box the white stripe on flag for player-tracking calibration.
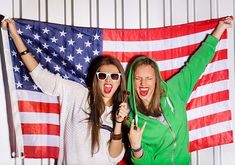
[189,80,229,100]
[17,90,59,103]
[2,27,24,157]
[158,56,189,71]
[23,135,60,147]
[189,120,232,141]
[187,100,230,120]
[103,29,214,52]
[216,39,227,51]
[20,112,59,125]
[204,59,228,75]
[157,56,228,71]
[121,62,128,70]
[158,45,227,71]
[121,58,228,74]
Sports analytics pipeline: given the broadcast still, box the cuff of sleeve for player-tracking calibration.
[131,150,144,163]
[205,35,219,48]
[29,64,42,78]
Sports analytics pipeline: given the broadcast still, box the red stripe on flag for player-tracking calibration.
[24,146,59,158]
[188,110,232,131]
[104,39,227,63]
[211,49,227,62]
[160,68,180,80]
[159,51,228,80]
[189,131,233,152]
[18,101,60,114]
[21,124,60,135]
[187,90,229,110]
[194,70,229,89]
[104,43,201,62]
[104,19,219,41]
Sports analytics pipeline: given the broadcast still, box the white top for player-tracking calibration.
[30,64,125,165]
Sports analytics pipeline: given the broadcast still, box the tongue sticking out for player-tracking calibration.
[104,84,112,94]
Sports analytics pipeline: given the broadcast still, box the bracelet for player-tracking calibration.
[111,133,122,140]
[19,49,30,56]
[115,120,122,124]
[132,146,142,152]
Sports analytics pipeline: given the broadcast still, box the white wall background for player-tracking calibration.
[0,0,235,165]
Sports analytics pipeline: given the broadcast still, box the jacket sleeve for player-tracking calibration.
[167,35,219,103]
[29,64,86,97]
[131,144,154,165]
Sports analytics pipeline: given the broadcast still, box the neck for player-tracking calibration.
[103,98,113,106]
[142,99,150,109]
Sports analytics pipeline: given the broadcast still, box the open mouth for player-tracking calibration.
[104,84,113,94]
[139,87,148,96]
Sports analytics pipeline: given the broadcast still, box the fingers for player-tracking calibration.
[224,16,233,23]
[117,110,127,118]
[140,122,147,134]
[1,20,7,28]
[1,18,14,29]
[221,16,233,25]
[129,120,138,131]
[221,16,233,21]
[118,107,128,115]
[2,18,12,24]
[1,19,8,28]
[130,119,135,130]
[225,16,233,20]
[116,102,128,120]
[119,102,127,109]
[217,16,233,30]
[130,120,146,134]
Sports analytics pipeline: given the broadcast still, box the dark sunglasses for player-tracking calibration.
[96,72,121,81]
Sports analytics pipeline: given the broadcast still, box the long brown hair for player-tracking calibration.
[133,58,164,117]
[88,56,126,155]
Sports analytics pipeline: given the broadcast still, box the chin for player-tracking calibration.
[139,95,150,102]
[103,92,114,98]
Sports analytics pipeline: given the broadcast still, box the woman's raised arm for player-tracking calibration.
[1,18,38,72]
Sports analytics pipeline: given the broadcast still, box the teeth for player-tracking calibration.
[105,84,112,88]
[140,88,148,91]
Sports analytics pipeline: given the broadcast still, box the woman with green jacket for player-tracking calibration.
[127,16,233,165]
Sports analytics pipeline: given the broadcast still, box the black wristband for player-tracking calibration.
[115,120,122,124]
[132,146,142,152]
[19,49,30,56]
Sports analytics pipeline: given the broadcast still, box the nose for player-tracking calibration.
[140,78,146,86]
[105,75,112,82]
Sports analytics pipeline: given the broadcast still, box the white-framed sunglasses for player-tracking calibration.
[96,72,121,81]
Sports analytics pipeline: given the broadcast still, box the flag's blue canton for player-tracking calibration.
[9,19,103,91]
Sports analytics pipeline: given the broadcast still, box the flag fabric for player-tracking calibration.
[4,17,233,158]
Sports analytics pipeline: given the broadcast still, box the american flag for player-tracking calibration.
[5,18,233,158]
